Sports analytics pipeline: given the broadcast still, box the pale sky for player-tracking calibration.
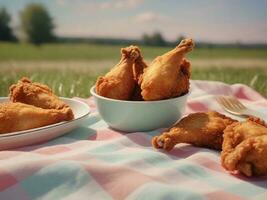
[1,0,267,43]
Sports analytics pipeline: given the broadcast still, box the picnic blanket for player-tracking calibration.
[1,80,267,200]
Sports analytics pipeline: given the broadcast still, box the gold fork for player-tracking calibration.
[216,95,265,119]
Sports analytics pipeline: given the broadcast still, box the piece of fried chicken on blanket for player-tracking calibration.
[152,111,236,151]
[222,118,267,176]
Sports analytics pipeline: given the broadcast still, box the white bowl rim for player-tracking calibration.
[90,85,190,104]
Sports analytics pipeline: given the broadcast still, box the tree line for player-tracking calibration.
[0,3,185,47]
[1,3,181,47]
[141,32,186,47]
[0,4,54,45]
[1,3,266,48]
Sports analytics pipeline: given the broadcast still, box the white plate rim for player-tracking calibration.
[0,97,90,138]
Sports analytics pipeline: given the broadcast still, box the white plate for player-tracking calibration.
[0,97,90,150]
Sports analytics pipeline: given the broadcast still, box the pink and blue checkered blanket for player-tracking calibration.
[1,80,267,200]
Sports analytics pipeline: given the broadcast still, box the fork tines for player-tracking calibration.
[216,95,246,115]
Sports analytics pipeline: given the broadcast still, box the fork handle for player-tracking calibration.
[242,109,267,120]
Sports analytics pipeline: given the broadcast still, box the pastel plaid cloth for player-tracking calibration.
[1,80,267,200]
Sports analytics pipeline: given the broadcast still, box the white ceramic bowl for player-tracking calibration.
[90,86,189,132]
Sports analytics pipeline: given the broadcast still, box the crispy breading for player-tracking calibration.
[221,118,267,176]
[9,77,73,116]
[140,38,194,100]
[0,102,73,134]
[96,46,140,100]
[152,111,236,151]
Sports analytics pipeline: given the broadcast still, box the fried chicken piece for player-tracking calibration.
[152,111,236,151]
[96,46,140,100]
[131,53,191,101]
[221,118,267,176]
[9,77,73,114]
[0,102,73,134]
[140,38,194,101]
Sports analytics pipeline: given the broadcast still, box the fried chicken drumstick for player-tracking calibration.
[9,77,73,114]
[96,46,140,100]
[140,38,194,101]
[0,102,73,134]
[222,118,267,176]
[152,111,236,151]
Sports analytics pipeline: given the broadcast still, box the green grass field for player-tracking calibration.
[1,67,266,98]
[1,42,267,60]
[1,42,266,98]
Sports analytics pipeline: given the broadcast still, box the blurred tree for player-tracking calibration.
[0,7,16,41]
[142,32,166,46]
[176,35,185,43]
[150,32,166,46]
[20,3,55,45]
[142,33,151,45]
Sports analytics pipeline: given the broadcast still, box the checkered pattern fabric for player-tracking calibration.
[0,80,267,200]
